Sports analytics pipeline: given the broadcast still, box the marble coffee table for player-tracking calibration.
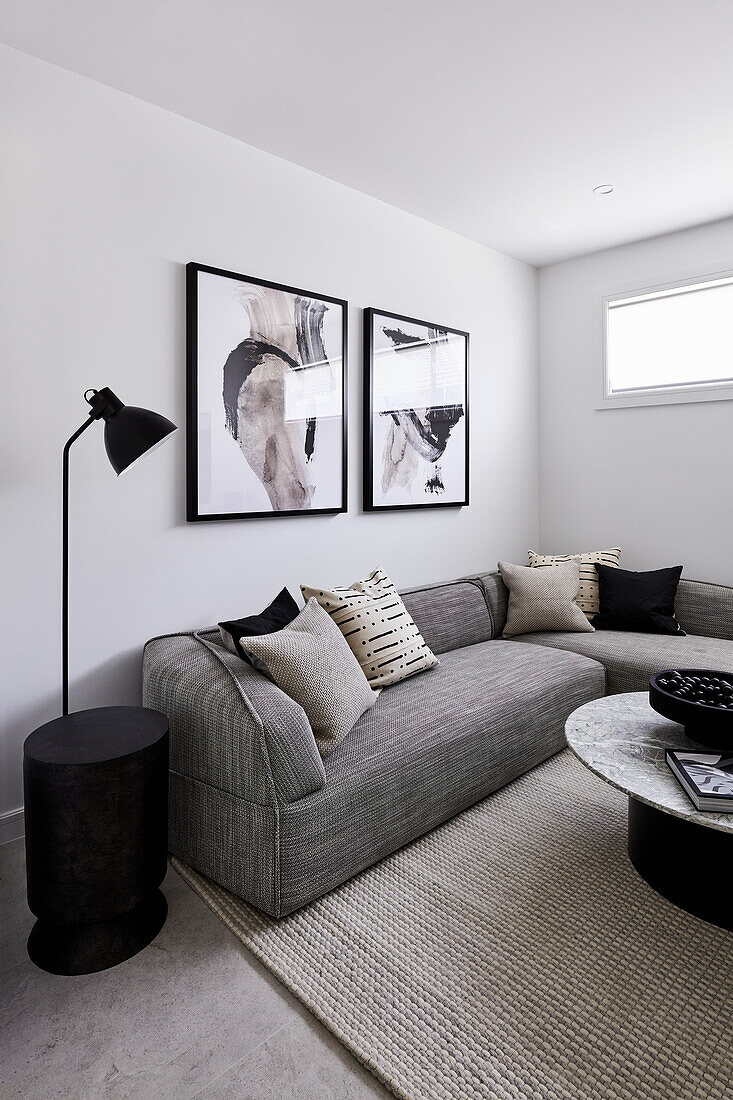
[566,692,733,930]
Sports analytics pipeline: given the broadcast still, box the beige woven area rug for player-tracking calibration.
[172,751,733,1100]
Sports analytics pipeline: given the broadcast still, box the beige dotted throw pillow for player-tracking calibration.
[242,599,378,757]
[498,560,595,638]
[528,547,621,620]
[301,568,438,689]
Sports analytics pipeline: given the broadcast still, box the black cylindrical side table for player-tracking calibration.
[23,706,169,975]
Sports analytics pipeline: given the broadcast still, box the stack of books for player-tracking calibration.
[666,750,733,812]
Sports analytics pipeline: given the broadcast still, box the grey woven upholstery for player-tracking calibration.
[143,567,733,918]
[143,570,604,916]
[168,771,279,913]
[518,629,733,693]
[675,578,733,640]
[277,641,605,914]
[144,630,331,915]
[143,630,326,805]
[478,571,509,638]
[399,577,492,653]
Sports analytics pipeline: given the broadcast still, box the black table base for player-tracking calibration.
[24,706,169,975]
[27,889,168,976]
[628,796,733,931]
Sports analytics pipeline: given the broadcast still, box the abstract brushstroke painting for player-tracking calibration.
[187,263,347,520]
[363,308,469,511]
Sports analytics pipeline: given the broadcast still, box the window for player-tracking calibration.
[603,273,733,408]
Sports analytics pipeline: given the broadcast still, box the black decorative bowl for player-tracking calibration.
[649,668,733,750]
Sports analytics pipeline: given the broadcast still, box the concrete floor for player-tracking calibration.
[0,839,389,1099]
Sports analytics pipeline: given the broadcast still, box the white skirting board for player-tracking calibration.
[0,807,24,845]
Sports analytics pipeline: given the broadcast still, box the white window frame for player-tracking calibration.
[600,268,733,410]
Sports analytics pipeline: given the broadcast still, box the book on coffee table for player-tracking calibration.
[666,750,733,812]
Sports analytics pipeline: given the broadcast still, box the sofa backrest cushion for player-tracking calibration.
[482,571,733,642]
[399,577,493,654]
[477,572,509,638]
[675,578,733,641]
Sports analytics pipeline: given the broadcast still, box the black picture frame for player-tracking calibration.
[186,262,348,521]
[363,307,469,512]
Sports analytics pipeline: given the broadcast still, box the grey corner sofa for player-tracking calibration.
[142,571,733,918]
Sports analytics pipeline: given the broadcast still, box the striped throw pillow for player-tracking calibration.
[528,547,622,620]
[301,568,438,688]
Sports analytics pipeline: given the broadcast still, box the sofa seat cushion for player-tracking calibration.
[517,630,733,694]
[277,639,605,914]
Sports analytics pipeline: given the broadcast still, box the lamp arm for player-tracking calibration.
[62,415,96,716]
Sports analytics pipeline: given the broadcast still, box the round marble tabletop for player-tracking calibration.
[566,691,733,836]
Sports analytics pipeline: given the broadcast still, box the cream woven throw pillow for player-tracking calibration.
[301,567,438,688]
[241,599,378,757]
[498,559,595,638]
[528,547,622,620]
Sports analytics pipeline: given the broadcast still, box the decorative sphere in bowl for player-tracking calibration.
[649,668,733,750]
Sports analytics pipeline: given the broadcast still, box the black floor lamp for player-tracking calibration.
[23,385,178,975]
[61,386,177,715]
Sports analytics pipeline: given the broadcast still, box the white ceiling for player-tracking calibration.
[2,0,733,266]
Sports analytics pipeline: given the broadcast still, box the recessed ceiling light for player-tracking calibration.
[593,184,614,195]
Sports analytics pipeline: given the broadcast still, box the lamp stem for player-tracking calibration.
[62,416,95,716]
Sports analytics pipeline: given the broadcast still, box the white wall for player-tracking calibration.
[0,46,539,832]
[539,217,733,582]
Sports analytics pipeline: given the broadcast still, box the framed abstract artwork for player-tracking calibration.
[186,262,347,521]
[363,308,469,511]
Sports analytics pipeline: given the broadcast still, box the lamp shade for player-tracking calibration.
[101,397,177,475]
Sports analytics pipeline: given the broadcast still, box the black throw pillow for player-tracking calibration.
[592,564,685,636]
[219,588,300,659]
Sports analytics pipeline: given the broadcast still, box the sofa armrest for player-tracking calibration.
[143,631,326,806]
[675,578,733,641]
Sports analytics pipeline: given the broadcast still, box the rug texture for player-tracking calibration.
[172,751,733,1100]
